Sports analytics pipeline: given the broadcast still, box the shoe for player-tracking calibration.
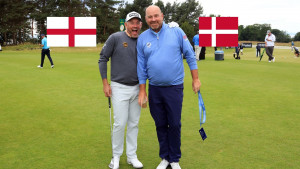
[127,158,143,168]
[113,156,120,169]
[51,65,54,68]
[37,65,43,68]
[268,60,271,62]
[272,57,275,62]
[170,162,181,169]
[156,159,169,169]
[108,156,120,169]
[108,158,113,169]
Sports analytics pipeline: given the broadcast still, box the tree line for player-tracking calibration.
[238,24,298,43]
[0,0,299,45]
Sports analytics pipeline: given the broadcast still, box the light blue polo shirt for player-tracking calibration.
[193,34,199,46]
[41,37,49,49]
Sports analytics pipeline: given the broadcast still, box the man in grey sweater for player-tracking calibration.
[98,11,143,169]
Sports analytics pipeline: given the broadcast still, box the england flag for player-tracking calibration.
[47,17,96,47]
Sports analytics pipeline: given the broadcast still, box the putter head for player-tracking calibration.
[199,127,207,141]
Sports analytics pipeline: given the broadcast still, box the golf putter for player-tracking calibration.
[108,97,114,167]
[108,97,112,135]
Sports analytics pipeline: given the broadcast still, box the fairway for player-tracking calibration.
[0,46,299,169]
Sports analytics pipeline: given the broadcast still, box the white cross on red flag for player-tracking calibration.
[198,17,238,47]
[47,17,96,47]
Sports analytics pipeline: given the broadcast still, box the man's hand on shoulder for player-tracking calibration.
[168,21,179,28]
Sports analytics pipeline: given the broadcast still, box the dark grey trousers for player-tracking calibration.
[265,46,274,61]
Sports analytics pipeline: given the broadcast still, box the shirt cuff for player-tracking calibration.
[189,65,198,70]
[139,79,146,84]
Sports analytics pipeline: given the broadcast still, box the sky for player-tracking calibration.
[135,0,300,37]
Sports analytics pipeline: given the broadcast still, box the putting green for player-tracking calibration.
[0,46,299,168]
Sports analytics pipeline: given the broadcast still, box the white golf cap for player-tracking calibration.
[125,11,142,22]
[267,30,271,34]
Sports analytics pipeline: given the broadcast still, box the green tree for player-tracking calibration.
[118,0,152,31]
[30,0,60,36]
[209,14,221,17]
[154,0,177,24]
[86,0,121,42]
[271,29,291,43]
[173,0,203,27]
[242,25,259,41]
[293,32,300,41]
[53,0,89,17]
[257,24,271,41]
[240,24,271,41]
[31,0,89,35]
[181,21,194,44]
[154,0,164,13]
[238,25,244,41]
[162,2,177,24]
[0,0,34,45]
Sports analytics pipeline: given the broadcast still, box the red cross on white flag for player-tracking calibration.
[47,17,96,47]
[198,17,238,47]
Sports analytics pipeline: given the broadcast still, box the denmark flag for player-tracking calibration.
[47,17,96,47]
[198,17,238,47]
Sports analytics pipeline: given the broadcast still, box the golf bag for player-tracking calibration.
[259,48,265,61]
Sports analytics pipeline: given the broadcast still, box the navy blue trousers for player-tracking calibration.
[41,49,54,67]
[149,84,183,163]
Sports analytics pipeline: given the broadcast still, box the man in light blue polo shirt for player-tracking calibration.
[37,34,54,68]
[192,33,201,60]
[137,5,201,169]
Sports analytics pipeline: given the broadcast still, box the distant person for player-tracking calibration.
[37,34,54,68]
[291,41,294,51]
[256,45,261,57]
[192,33,201,60]
[265,30,276,62]
[239,43,244,55]
[199,47,206,60]
[233,43,240,59]
[0,35,3,50]
[294,46,299,57]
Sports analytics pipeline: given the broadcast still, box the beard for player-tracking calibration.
[149,22,162,32]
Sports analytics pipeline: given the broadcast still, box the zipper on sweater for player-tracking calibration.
[156,34,159,49]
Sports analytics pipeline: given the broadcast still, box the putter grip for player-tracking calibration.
[108,97,111,108]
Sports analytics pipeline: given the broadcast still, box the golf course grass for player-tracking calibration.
[0,45,299,169]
